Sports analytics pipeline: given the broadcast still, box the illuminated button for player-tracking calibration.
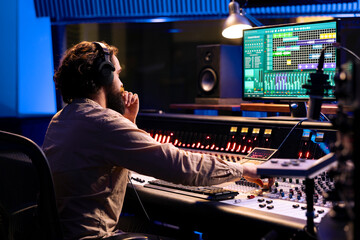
[247,195,255,199]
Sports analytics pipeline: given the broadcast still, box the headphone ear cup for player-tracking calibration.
[98,61,115,85]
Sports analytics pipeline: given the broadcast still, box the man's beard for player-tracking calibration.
[105,86,125,115]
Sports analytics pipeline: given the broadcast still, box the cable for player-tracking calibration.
[333,42,360,62]
[320,112,330,122]
[128,174,151,221]
[128,174,161,240]
[275,119,307,156]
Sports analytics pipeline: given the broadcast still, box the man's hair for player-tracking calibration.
[54,41,118,103]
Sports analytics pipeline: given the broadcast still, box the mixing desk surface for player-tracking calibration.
[126,113,339,238]
[131,172,332,224]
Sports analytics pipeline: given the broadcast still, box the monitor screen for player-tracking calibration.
[243,20,338,100]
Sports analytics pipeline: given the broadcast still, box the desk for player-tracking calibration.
[124,177,309,240]
[169,103,339,115]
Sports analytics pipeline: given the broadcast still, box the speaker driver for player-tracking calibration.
[200,68,217,93]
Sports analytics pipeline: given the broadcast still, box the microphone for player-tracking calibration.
[303,46,332,120]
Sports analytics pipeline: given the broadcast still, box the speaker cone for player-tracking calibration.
[200,68,217,93]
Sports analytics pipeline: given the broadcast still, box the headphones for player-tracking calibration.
[92,42,115,86]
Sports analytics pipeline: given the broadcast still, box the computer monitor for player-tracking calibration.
[242,20,338,102]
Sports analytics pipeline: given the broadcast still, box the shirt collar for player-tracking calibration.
[72,98,103,108]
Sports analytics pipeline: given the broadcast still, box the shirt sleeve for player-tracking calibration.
[100,114,244,186]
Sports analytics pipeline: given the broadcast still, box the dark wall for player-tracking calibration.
[0,117,52,146]
[64,19,244,113]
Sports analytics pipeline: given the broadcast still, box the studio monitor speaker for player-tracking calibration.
[196,44,243,100]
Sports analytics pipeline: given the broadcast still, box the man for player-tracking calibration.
[43,41,270,240]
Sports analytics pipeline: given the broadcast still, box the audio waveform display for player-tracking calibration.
[243,20,337,99]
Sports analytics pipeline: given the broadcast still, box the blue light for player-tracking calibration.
[310,131,330,155]
[0,0,56,117]
[194,110,218,116]
[149,17,171,23]
[193,231,203,240]
[242,111,267,118]
[0,1,17,117]
[168,28,182,33]
[18,0,56,116]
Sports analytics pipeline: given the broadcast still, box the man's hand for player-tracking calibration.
[122,91,139,123]
[242,163,274,189]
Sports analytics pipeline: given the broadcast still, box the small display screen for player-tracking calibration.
[245,147,277,161]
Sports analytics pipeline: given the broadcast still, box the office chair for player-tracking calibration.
[0,130,148,240]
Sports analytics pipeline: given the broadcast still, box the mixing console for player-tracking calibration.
[221,173,333,223]
[131,172,332,224]
[137,113,336,160]
[134,113,338,229]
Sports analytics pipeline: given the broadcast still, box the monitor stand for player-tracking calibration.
[259,102,308,121]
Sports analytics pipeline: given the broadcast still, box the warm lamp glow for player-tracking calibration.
[222,1,252,39]
[222,22,252,39]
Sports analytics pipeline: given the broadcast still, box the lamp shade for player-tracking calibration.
[222,1,252,39]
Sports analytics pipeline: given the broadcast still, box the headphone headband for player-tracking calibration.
[93,42,112,62]
[92,42,115,85]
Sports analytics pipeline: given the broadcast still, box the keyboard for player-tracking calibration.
[144,179,239,200]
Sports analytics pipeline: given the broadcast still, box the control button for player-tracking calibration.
[317,209,325,214]
[291,160,299,166]
[234,199,242,204]
[258,198,265,202]
[267,205,274,209]
[270,159,278,163]
[301,206,307,210]
[266,200,273,204]
[281,161,290,166]
[292,204,300,208]
[247,195,255,199]
[259,203,266,208]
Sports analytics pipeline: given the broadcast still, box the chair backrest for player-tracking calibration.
[0,130,63,240]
